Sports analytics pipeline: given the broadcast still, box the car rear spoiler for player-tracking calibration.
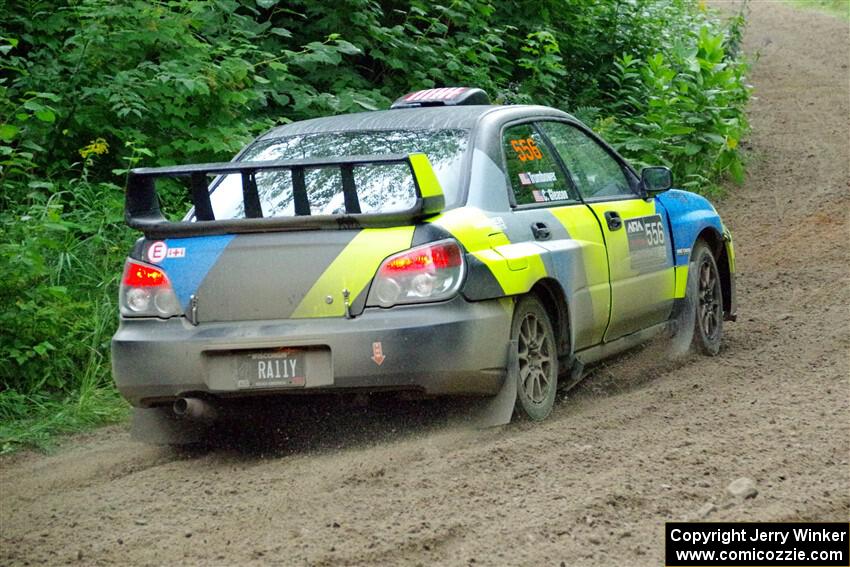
[125,153,445,238]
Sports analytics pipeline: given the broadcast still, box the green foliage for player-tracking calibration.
[0,180,131,392]
[598,8,751,194]
[0,0,750,451]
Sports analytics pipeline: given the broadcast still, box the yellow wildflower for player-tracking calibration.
[79,138,109,159]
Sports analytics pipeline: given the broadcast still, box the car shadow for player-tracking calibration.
[179,339,697,459]
[192,394,495,459]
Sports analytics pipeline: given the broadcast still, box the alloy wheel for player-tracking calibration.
[517,312,554,404]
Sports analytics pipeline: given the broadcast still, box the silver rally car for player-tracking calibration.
[112,88,735,440]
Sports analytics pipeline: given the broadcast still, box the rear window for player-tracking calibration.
[207,129,469,219]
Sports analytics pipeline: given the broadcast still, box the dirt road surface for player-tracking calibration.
[1,2,848,565]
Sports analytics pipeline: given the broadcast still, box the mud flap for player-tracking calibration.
[469,339,518,428]
[669,267,698,358]
[131,407,209,445]
[559,358,585,393]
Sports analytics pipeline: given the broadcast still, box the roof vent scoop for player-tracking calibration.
[390,87,490,109]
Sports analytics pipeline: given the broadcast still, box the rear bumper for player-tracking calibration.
[112,296,512,407]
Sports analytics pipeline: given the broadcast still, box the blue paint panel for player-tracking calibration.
[655,189,724,266]
[652,201,677,269]
[157,235,235,309]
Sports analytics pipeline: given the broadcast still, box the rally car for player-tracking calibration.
[113,87,735,439]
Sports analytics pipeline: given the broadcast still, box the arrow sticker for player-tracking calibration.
[371,342,385,366]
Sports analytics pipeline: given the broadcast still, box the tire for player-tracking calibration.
[512,295,559,421]
[672,240,723,356]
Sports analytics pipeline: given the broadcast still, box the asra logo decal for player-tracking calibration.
[147,241,186,263]
[624,215,668,272]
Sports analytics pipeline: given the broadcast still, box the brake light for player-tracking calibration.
[120,260,181,318]
[124,262,169,287]
[380,242,462,274]
[368,240,465,308]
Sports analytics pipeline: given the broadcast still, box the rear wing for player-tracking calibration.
[125,153,445,238]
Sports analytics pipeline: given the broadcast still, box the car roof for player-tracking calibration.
[259,105,573,139]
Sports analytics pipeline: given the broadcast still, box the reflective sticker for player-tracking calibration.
[371,342,385,366]
[532,190,546,202]
[147,241,167,263]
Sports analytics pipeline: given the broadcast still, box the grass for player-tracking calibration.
[0,298,131,455]
[0,384,130,455]
[783,0,850,19]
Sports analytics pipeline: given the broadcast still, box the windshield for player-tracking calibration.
[207,129,469,219]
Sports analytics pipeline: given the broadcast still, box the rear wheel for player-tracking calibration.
[512,295,558,421]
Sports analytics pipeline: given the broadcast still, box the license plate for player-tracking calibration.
[236,350,306,389]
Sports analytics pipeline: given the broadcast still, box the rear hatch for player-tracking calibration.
[125,130,466,322]
[140,227,415,323]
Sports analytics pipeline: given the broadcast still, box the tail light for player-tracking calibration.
[367,239,465,308]
[120,260,182,318]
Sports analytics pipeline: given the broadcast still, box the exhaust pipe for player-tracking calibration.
[173,397,218,422]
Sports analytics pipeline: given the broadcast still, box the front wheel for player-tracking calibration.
[512,295,558,421]
[672,240,723,356]
[692,241,724,355]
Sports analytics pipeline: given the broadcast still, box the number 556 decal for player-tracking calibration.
[625,214,668,272]
[510,138,543,161]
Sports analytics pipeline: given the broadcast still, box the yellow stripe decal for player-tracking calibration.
[432,207,548,295]
[674,265,689,298]
[291,226,415,318]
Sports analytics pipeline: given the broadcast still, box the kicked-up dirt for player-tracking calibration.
[1,1,848,565]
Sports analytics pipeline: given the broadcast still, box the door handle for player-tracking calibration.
[531,222,551,241]
[604,211,622,231]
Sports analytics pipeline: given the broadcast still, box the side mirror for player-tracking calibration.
[641,166,673,195]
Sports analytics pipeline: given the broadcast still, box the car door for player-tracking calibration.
[499,121,610,350]
[538,121,675,341]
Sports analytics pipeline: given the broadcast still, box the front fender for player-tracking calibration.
[656,189,736,320]
[655,189,724,268]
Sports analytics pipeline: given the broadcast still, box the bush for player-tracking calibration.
[0,0,749,451]
[598,6,750,194]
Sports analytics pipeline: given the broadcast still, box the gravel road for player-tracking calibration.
[1,2,848,565]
